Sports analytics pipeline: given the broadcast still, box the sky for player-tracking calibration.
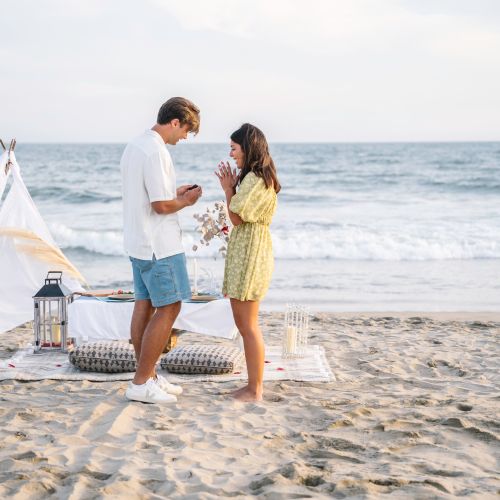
[0,0,499,143]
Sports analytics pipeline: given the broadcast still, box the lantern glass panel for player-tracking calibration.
[38,298,62,346]
[33,271,73,353]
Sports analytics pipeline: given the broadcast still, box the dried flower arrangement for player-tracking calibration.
[192,201,230,257]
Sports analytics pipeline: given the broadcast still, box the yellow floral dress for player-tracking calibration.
[223,172,277,301]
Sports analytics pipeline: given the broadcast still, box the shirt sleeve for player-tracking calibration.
[143,151,175,202]
[229,173,269,223]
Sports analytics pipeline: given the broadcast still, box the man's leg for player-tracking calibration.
[130,299,154,363]
[132,300,182,385]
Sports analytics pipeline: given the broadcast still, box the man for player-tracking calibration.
[121,97,202,404]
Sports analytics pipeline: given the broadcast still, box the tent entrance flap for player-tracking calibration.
[0,143,86,334]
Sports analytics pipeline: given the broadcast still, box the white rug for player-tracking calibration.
[0,345,334,383]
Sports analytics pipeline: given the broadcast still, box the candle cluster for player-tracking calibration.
[282,304,310,359]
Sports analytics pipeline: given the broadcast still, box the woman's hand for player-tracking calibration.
[214,161,239,194]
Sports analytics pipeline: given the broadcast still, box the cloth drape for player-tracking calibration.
[0,151,10,200]
[0,152,85,334]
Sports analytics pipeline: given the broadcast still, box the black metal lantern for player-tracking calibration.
[33,271,74,352]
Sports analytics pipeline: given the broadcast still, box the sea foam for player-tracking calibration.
[50,222,500,261]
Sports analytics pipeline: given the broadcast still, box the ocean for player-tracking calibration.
[4,142,500,311]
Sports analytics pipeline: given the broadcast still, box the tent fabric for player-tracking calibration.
[0,151,10,200]
[0,151,85,334]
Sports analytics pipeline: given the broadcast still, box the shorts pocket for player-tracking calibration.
[153,263,178,297]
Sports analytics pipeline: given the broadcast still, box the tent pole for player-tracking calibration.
[5,138,16,174]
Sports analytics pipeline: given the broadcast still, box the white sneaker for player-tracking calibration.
[125,378,177,404]
[155,374,183,396]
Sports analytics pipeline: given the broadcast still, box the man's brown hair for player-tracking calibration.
[157,97,200,134]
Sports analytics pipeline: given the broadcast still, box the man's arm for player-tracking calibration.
[151,186,202,214]
[151,198,187,215]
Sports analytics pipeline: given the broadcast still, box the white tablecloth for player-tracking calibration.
[68,298,238,344]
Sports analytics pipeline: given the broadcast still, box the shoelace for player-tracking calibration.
[156,375,169,387]
[145,382,162,399]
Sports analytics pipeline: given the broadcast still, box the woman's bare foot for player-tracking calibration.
[230,385,248,396]
[233,387,263,402]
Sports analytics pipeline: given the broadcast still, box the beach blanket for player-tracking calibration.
[0,345,333,383]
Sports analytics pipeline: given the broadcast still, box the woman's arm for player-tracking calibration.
[223,187,243,226]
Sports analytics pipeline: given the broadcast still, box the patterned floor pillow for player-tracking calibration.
[160,345,244,375]
[69,341,136,373]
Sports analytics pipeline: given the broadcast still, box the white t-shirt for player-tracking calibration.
[121,129,184,260]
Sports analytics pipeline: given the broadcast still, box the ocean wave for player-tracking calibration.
[415,174,500,190]
[50,223,125,256]
[66,191,121,204]
[269,227,500,260]
[31,187,120,204]
[51,222,500,261]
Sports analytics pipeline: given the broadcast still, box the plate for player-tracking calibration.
[190,294,218,302]
[106,294,135,300]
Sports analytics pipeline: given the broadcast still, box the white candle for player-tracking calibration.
[193,258,198,295]
[286,325,297,354]
[52,317,61,344]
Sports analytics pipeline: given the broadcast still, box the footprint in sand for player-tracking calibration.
[265,393,284,402]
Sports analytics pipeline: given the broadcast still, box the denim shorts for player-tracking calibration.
[130,253,192,307]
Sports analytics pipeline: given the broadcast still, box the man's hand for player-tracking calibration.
[180,185,202,206]
[151,186,202,214]
[177,184,193,196]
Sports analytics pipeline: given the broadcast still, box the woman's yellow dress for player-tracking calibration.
[223,172,277,301]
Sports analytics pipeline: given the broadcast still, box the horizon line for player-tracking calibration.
[6,139,500,145]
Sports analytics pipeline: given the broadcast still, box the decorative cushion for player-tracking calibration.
[160,345,244,375]
[69,341,136,373]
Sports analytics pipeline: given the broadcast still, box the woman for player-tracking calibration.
[215,123,280,402]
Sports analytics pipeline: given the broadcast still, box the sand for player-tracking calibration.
[0,312,499,499]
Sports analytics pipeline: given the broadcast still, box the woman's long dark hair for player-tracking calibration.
[231,123,281,193]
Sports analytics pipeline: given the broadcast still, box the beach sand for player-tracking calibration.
[0,312,499,498]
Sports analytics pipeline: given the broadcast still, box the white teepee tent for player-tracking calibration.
[0,142,86,334]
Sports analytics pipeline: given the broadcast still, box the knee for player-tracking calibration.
[133,300,153,318]
[233,314,247,333]
[156,301,182,318]
[234,319,259,337]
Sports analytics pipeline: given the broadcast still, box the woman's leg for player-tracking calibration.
[230,298,264,401]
